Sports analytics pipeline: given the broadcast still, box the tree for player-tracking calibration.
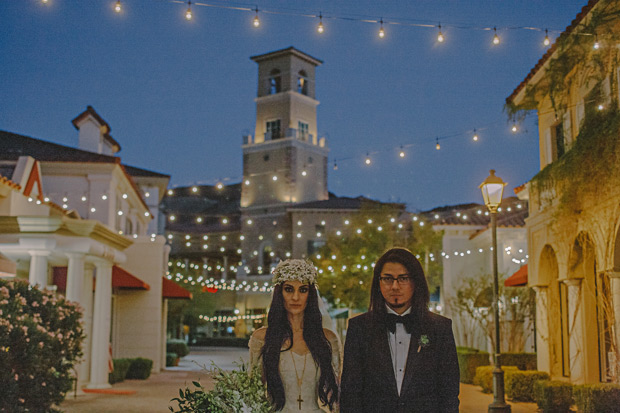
[314,201,443,311]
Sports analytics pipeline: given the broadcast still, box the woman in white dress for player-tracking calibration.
[249,259,340,412]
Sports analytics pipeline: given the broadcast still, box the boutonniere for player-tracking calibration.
[417,334,430,353]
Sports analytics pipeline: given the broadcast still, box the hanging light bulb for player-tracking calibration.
[365,153,371,165]
[302,169,307,176]
[511,123,518,133]
[492,27,500,45]
[185,1,193,20]
[399,146,405,158]
[42,0,49,3]
[473,129,479,141]
[379,19,385,38]
[437,24,444,43]
[435,138,441,150]
[333,161,338,170]
[253,8,260,27]
[593,34,600,50]
[543,29,550,46]
[114,1,122,13]
[317,13,324,33]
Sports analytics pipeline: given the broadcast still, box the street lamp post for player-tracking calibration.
[479,170,511,413]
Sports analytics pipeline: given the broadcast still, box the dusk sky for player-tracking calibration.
[1,1,587,211]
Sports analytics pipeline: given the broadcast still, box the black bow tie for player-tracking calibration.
[385,313,415,334]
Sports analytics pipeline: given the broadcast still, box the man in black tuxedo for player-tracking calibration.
[340,247,460,412]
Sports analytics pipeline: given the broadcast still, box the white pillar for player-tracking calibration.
[88,260,113,389]
[161,299,168,371]
[66,253,85,303]
[564,278,584,384]
[222,256,228,280]
[533,286,550,374]
[28,250,50,288]
[79,265,94,387]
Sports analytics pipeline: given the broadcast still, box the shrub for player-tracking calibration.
[457,347,490,384]
[573,383,620,413]
[191,337,250,348]
[166,352,179,367]
[498,353,537,370]
[533,380,573,413]
[126,357,153,380]
[167,339,190,358]
[504,370,550,402]
[0,279,85,412]
[109,358,132,384]
[474,365,519,393]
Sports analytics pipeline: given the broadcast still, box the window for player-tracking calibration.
[307,240,325,256]
[266,120,281,140]
[297,70,308,95]
[269,69,281,95]
[298,121,309,141]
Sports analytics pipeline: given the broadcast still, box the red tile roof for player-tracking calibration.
[506,0,600,105]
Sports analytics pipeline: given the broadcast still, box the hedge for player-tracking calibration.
[191,337,250,348]
[573,383,620,413]
[166,352,179,367]
[504,370,550,402]
[126,357,153,380]
[457,347,490,384]
[533,380,573,413]
[109,358,132,384]
[498,353,537,371]
[167,339,190,357]
[474,365,519,393]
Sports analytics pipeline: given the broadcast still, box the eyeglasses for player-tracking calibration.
[379,276,413,285]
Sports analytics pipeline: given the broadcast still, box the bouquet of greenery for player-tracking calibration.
[170,361,273,413]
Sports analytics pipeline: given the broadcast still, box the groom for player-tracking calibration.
[340,247,460,412]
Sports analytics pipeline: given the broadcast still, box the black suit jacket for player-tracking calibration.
[340,311,460,413]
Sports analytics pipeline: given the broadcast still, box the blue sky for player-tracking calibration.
[0,0,587,210]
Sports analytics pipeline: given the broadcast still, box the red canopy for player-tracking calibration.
[162,277,192,299]
[505,264,528,287]
[53,266,150,291]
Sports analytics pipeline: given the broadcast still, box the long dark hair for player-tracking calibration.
[369,247,430,315]
[261,283,338,411]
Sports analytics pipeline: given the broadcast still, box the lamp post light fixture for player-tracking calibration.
[479,170,511,413]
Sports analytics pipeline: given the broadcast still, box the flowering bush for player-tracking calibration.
[170,362,273,413]
[0,279,85,412]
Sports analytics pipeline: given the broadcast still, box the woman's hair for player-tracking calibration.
[369,247,430,315]
[261,283,338,411]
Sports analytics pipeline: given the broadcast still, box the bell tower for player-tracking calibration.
[241,47,328,208]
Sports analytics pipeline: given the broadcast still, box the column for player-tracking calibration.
[88,260,113,389]
[66,253,85,303]
[564,278,584,384]
[610,272,620,380]
[222,256,228,280]
[28,250,50,288]
[79,265,94,387]
[533,286,550,373]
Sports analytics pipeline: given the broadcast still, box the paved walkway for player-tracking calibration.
[59,347,539,412]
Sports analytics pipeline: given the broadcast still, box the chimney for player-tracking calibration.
[71,106,121,155]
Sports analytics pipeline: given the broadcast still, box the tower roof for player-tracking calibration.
[250,46,323,66]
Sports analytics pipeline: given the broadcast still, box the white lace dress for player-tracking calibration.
[248,331,341,413]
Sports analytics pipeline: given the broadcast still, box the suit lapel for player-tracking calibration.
[369,316,399,397]
[400,313,429,395]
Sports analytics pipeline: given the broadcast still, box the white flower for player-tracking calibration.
[272,259,317,285]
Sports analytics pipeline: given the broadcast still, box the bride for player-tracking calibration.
[249,259,340,412]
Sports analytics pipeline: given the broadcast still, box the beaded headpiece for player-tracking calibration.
[272,259,317,285]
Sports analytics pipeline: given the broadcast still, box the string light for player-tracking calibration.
[511,123,518,133]
[593,33,600,50]
[114,1,122,13]
[253,7,260,27]
[437,24,444,43]
[473,128,479,142]
[365,153,371,165]
[435,138,440,150]
[399,146,405,158]
[42,0,49,3]
[378,19,385,38]
[333,161,338,170]
[185,1,192,21]
[492,27,500,45]
[216,182,223,189]
[301,170,307,176]
[317,13,324,34]
[543,29,550,46]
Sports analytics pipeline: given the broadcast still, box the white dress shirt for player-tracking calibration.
[386,305,412,395]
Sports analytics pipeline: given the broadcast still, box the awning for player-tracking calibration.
[0,252,17,277]
[163,277,192,299]
[52,265,150,292]
[505,264,528,287]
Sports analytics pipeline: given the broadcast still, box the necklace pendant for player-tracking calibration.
[297,393,303,409]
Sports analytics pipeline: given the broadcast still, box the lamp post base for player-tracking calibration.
[488,402,511,413]
[488,367,511,413]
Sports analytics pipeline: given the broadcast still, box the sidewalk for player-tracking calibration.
[58,347,539,412]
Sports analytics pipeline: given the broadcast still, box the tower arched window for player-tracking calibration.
[297,70,308,95]
[269,69,281,95]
